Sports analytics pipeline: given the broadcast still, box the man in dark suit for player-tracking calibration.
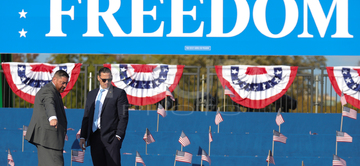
[25,70,69,166]
[80,67,129,166]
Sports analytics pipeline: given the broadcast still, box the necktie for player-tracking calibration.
[93,89,105,132]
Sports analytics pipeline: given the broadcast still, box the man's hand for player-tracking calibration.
[50,119,58,128]
[79,139,86,151]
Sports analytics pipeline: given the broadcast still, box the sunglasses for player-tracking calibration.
[100,78,112,83]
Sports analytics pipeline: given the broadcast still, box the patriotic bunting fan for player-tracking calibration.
[1,62,82,104]
[104,64,184,105]
[327,66,360,109]
[215,65,298,109]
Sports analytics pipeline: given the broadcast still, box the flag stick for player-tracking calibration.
[181,145,183,151]
[209,126,211,156]
[174,155,177,166]
[335,141,338,155]
[267,150,270,166]
[157,114,159,132]
[340,105,344,132]
[272,140,275,156]
[71,150,73,166]
[22,126,24,152]
[165,96,168,112]
[217,124,220,133]
[135,161,137,166]
[279,124,281,133]
[201,159,203,166]
[302,160,304,166]
[145,143,148,155]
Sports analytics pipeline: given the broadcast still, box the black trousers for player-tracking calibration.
[90,129,121,166]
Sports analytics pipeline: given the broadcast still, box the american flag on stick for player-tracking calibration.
[157,103,166,117]
[175,150,192,164]
[166,86,175,101]
[273,130,287,144]
[209,130,213,143]
[266,150,275,165]
[8,149,14,166]
[72,150,85,163]
[179,131,191,147]
[215,110,224,125]
[143,128,155,144]
[76,129,81,139]
[224,85,235,97]
[201,149,211,165]
[336,131,352,143]
[340,93,347,106]
[23,125,28,137]
[71,139,85,163]
[135,151,146,166]
[333,154,346,166]
[342,106,357,120]
[275,109,284,126]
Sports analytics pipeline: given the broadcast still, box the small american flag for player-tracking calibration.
[23,125,28,137]
[143,128,155,144]
[8,149,14,166]
[266,150,275,165]
[65,134,68,141]
[71,150,85,163]
[175,150,192,164]
[157,103,166,118]
[340,93,347,106]
[201,149,211,165]
[275,109,284,126]
[342,106,357,120]
[209,131,213,143]
[273,130,287,144]
[224,85,235,97]
[333,154,346,166]
[135,151,146,166]
[179,131,191,147]
[76,129,81,139]
[215,110,224,125]
[166,87,175,101]
[336,131,352,143]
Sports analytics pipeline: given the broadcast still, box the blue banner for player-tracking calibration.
[0,0,359,55]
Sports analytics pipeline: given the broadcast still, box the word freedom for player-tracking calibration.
[46,0,352,38]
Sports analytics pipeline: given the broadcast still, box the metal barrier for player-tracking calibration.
[0,64,89,109]
[1,65,356,113]
[318,67,358,114]
[92,64,201,111]
[206,66,315,113]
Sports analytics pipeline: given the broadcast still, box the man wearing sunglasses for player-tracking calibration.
[79,67,129,166]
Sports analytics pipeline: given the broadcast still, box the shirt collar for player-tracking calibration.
[100,87,109,91]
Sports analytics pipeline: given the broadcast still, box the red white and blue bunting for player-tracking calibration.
[215,65,298,109]
[104,64,184,105]
[327,67,360,109]
[1,63,82,104]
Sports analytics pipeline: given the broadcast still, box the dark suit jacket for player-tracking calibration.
[25,82,68,150]
[80,85,129,147]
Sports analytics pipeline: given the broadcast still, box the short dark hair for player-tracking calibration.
[99,67,112,76]
[54,70,69,78]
